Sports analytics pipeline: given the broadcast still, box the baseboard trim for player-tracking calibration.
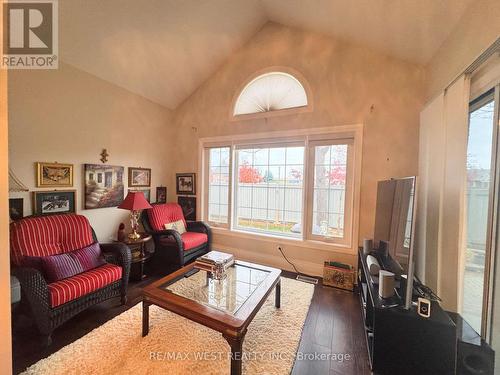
[213,242,326,277]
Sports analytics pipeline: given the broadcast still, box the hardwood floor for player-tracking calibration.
[11,270,370,375]
[292,276,370,375]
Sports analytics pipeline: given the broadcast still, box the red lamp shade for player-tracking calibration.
[118,191,152,211]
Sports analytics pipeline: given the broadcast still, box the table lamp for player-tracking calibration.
[118,191,152,240]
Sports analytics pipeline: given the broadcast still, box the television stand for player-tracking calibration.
[357,248,457,374]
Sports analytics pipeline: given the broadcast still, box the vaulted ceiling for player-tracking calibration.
[60,0,473,109]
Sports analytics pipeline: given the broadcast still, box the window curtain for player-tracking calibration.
[417,74,471,311]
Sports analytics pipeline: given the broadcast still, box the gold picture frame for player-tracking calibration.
[128,167,151,188]
[36,162,74,188]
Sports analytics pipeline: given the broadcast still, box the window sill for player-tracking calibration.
[210,227,356,255]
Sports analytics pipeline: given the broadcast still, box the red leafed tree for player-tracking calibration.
[239,162,263,183]
[328,166,346,185]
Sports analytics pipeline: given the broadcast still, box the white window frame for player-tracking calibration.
[199,125,363,251]
[203,143,233,229]
[305,138,355,247]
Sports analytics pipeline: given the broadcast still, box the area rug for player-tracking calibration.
[21,276,314,375]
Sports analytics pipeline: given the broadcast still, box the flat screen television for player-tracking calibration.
[374,176,417,309]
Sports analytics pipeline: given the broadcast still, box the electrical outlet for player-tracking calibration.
[418,297,431,318]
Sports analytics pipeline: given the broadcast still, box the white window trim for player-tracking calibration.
[305,138,355,247]
[203,145,232,229]
[198,124,363,253]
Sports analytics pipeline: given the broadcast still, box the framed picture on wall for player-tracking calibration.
[84,164,124,209]
[128,167,151,188]
[9,198,23,221]
[33,190,76,216]
[36,162,74,188]
[178,196,196,221]
[176,173,196,195]
[156,186,167,203]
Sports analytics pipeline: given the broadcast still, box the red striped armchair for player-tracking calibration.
[10,214,131,346]
[140,203,211,268]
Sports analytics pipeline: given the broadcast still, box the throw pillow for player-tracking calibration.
[72,242,106,271]
[41,253,84,283]
[164,220,186,234]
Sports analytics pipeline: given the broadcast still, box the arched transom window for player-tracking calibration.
[233,72,308,116]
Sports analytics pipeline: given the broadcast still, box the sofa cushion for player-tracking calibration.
[41,252,84,283]
[47,263,122,307]
[181,232,208,250]
[72,242,106,271]
[158,231,208,251]
[148,203,186,231]
[10,214,94,266]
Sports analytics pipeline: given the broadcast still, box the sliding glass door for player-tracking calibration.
[462,90,496,334]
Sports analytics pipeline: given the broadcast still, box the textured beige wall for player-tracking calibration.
[168,23,425,274]
[8,62,173,242]
[0,10,12,372]
[425,0,500,100]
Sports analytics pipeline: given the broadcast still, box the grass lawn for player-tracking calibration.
[237,218,295,233]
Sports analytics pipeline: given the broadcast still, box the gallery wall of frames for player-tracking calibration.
[9,161,170,219]
[9,160,197,230]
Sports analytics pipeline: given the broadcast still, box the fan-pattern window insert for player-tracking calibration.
[233,72,308,116]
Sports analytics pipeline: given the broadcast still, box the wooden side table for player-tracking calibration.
[114,233,153,281]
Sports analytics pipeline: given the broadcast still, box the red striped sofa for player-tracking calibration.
[140,203,211,268]
[10,214,131,346]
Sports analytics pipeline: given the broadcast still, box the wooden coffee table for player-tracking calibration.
[142,260,281,375]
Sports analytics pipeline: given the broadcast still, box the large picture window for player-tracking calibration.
[202,130,359,246]
[234,145,304,237]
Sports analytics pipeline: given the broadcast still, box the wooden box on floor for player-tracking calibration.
[323,262,354,291]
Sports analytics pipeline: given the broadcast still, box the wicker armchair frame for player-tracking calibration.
[140,208,211,267]
[12,229,131,346]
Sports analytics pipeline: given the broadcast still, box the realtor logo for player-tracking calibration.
[2,0,58,69]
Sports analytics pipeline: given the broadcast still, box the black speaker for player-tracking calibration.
[448,312,495,375]
[378,239,389,257]
[457,341,495,375]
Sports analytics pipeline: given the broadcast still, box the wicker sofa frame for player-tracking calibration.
[12,229,131,346]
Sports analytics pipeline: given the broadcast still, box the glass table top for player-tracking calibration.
[159,263,271,315]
